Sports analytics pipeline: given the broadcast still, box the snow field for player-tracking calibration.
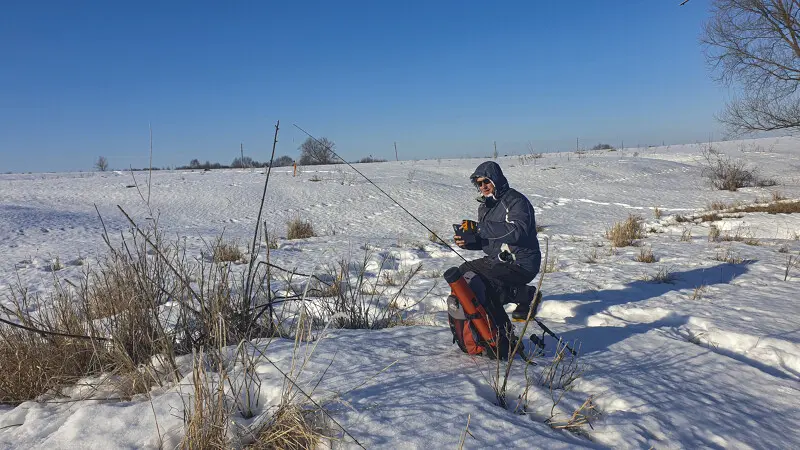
[1,136,800,448]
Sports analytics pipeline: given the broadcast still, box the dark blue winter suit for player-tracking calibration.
[457,161,542,332]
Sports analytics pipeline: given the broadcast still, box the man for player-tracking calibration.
[454,161,542,323]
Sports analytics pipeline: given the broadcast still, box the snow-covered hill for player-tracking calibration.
[2,136,799,449]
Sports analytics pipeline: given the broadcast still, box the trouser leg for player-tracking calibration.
[460,257,536,305]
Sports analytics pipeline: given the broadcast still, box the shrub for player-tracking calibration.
[591,143,614,150]
[701,147,766,191]
[287,219,315,240]
[606,215,644,247]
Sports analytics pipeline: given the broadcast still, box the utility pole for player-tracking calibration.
[394,142,398,161]
[493,141,498,159]
[240,142,245,168]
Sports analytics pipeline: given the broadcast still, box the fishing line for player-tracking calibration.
[293,125,573,348]
[293,124,470,264]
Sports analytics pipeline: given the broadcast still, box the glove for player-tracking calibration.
[453,221,478,246]
[461,220,478,234]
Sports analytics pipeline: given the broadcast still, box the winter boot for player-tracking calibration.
[511,287,542,322]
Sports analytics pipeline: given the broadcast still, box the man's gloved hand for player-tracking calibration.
[461,219,478,234]
[453,221,478,248]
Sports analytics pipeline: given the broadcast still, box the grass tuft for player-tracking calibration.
[212,239,245,263]
[605,215,644,247]
[247,404,327,450]
[634,247,657,263]
[287,219,315,240]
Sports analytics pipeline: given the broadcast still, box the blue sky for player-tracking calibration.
[1,1,728,172]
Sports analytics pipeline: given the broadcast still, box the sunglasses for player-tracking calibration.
[474,178,492,187]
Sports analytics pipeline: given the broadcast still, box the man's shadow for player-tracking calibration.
[536,262,751,354]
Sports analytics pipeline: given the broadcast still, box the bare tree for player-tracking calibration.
[95,156,109,172]
[702,0,800,135]
[298,137,337,165]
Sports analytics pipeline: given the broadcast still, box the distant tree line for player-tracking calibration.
[97,136,390,172]
[175,155,296,170]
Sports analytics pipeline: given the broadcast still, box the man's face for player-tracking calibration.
[475,177,495,197]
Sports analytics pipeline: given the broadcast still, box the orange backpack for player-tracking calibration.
[444,267,510,359]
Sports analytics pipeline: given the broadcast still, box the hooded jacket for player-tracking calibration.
[469,161,542,274]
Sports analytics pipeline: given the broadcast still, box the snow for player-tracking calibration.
[2,136,800,448]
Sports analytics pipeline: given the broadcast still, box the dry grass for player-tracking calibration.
[584,247,599,264]
[699,213,722,223]
[266,232,279,250]
[634,247,657,263]
[708,200,730,211]
[428,231,447,246]
[546,396,601,435]
[213,239,245,263]
[0,309,106,403]
[644,266,676,283]
[653,207,662,219]
[691,285,707,300]
[314,251,423,330]
[0,236,178,403]
[247,404,326,450]
[729,200,800,215]
[680,227,692,242]
[714,247,743,264]
[381,271,399,286]
[718,228,760,246]
[785,252,799,281]
[181,350,229,450]
[287,219,315,240]
[605,215,644,247]
[543,255,560,273]
[0,216,281,405]
[48,257,64,272]
[708,225,721,242]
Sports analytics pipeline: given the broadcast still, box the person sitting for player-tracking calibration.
[453,161,542,323]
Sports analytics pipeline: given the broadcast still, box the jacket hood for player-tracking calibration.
[470,161,510,198]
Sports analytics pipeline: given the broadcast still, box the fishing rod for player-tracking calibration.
[293,125,576,354]
[293,124,469,264]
